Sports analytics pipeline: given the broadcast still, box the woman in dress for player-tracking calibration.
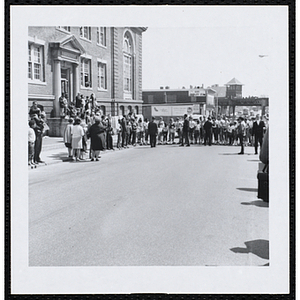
[88,116,107,161]
[71,118,84,161]
[64,118,74,158]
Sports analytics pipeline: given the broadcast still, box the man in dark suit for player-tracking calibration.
[148,117,158,147]
[121,116,127,148]
[252,114,265,154]
[203,117,213,146]
[180,114,190,146]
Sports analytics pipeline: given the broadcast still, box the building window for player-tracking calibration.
[28,44,44,81]
[168,95,177,103]
[58,26,71,32]
[97,62,107,90]
[135,106,139,114]
[148,95,154,103]
[97,27,106,46]
[81,58,92,88]
[123,32,133,94]
[80,27,91,40]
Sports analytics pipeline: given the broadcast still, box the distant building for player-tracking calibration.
[28,26,147,135]
[212,78,268,116]
[225,77,244,99]
[142,87,215,121]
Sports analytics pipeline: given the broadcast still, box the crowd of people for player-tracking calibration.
[146,114,268,153]
[59,92,99,118]
[28,97,268,165]
[60,112,268,162]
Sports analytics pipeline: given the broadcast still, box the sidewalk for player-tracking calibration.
[38,135,122,166]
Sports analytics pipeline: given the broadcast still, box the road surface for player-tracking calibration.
[29,144,269,266]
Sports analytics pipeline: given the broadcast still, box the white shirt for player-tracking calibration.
[28,127,36,143]
[71,124,84,138]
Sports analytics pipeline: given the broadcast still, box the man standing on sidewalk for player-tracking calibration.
[180,114,190,147]
[252,114,265,154]
[237,116,246,154]
[32,114,45,163]
[148,117,158,148]
[203,117,213,146]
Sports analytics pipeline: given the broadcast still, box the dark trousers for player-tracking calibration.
[145,129,149,142]
[204,132,212,146]
[238,134,244,153]
[181,131,190,146]
[150,134,157,147]
[228,132,234,145]
[131,131,137,145]
[34,134,43,162]
[107,132,113,149]
[213,127,219,143]
[122,131,126,147]
[254,134,263,154]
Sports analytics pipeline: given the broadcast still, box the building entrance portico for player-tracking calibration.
[49,35,85,117]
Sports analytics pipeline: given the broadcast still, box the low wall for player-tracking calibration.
[47,118,69,137]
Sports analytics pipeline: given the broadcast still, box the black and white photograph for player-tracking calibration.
[9,4,291,295]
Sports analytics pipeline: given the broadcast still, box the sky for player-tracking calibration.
[141,6,288,99]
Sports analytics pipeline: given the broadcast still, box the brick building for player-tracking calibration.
[28,26,147,135]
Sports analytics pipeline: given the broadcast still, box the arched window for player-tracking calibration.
[123,31,134,97]
[135,106,139,114]
[120,105,125,116]
[128,105,132,114]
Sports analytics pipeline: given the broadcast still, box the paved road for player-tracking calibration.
[29,144,269,266]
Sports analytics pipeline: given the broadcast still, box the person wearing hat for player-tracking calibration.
[87,116,106,161]
[148,116,158,148]
[237,116,246,154]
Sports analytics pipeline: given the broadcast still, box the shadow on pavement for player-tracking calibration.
[230,239,269,260]
[241,200,269,208]
[46,152,90,163]
[247,159,260,162]
[218,153,253,155]
[237,187,257,192]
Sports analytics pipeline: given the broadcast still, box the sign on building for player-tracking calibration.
[151,106,172,116]
[189,89,206,97]
[172,105,193,116]
[151,105,201,117]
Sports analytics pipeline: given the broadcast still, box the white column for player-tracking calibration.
[73,63,80,98]
[69,68,73,103]
[53,60,61,117]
